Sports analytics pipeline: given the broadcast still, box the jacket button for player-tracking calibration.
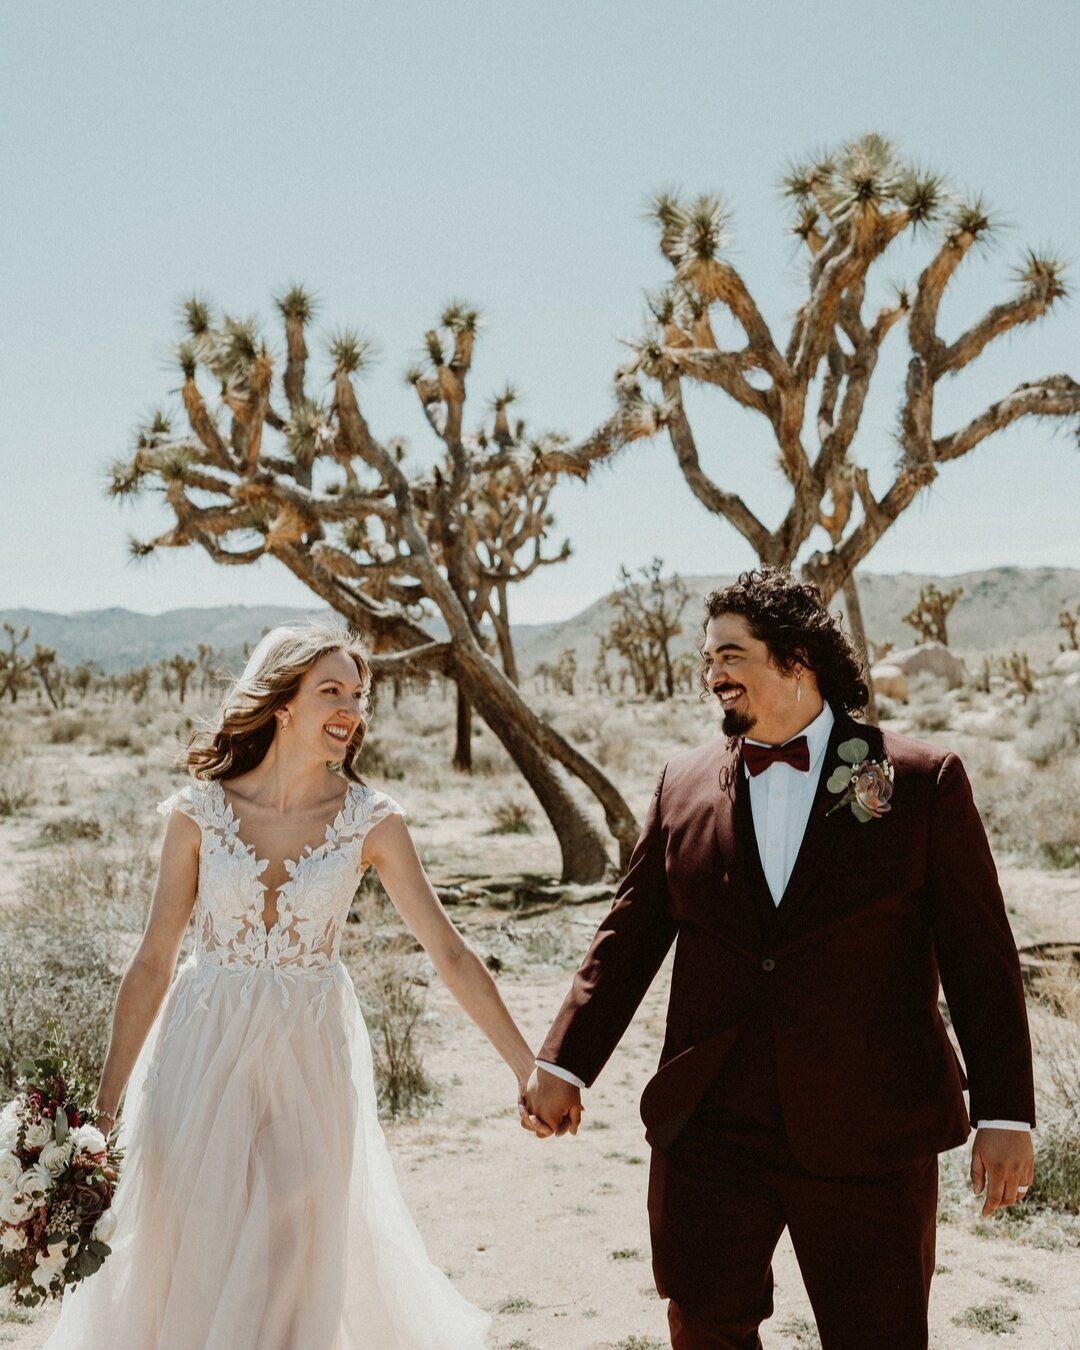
[762,958,776,972]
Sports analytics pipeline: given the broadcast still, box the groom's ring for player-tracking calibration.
[1017,1185,1030,1194]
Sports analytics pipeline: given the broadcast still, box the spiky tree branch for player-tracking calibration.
[111,288,642,880]
[583,135,1079,610]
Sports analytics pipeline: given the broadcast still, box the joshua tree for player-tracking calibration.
[1003,650,1035,701]
[30,645,67,710]
[588,134,1079,660]
[1059,607,1079,652]
[606,558,690,700]
[0,625,31,705]
[69,664,95,700]
[902,583,964,646]
[167,654,197,703]
[123,665,152,705]
[109,289,650,881]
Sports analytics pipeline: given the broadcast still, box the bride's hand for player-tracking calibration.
[517,1082,554,1138]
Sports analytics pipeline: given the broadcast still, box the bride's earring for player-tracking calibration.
[279,711,290,730]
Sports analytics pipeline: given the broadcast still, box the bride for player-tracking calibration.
[46,621,541,1349]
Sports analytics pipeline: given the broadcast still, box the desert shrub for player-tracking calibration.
[39,814,102,844]
[595,722,633,773]
[908,701,951,734]
[1017,683,1080,767]
[0,840,161,1097]
[952,1300,1020,1335]
[47,714,90,744]
[344,893,437,1118]
[973,758,1080,871]
[1025,962,1080,1214]
[0,732,35,816]
[489,800,534,835]
[1027,1115,1080,1214]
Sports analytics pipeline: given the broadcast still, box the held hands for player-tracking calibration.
[518,1067,583,1139]
[971,1127,1035,1217]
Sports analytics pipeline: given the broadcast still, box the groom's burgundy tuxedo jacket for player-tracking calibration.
[539,710,1035,1176]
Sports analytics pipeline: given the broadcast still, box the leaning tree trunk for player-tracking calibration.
[466,675,611,883]
[841,571,879,726]
[453,687,473,772]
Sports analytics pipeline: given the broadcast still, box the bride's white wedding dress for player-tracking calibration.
[45,779,490,1349]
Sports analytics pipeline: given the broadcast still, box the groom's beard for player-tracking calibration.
[714,689,755,738]
[722,707,755,737]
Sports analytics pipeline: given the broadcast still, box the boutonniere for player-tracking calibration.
[826,738,894,822]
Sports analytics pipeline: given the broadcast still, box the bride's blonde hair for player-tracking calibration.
[182,619,372,782]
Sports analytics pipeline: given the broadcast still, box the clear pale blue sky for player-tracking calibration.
[2,1,1077,622]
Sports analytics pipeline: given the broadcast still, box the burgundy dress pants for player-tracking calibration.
[648,1102,938,1350]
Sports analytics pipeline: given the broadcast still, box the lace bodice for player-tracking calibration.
[159,778,404,977]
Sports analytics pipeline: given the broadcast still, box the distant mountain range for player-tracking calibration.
[3,566,1078,674]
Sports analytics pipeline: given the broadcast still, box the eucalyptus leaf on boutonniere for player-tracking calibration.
[826,738,894,823]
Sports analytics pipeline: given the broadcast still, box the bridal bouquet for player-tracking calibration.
[0,1031,122,1306]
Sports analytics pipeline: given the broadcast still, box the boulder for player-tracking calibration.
[1051,649,1080,676]
[869,662,909,702]
[886,641,967,690]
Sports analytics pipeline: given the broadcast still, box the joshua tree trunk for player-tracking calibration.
[841,572,878,724]
[453,688,473,773]
[491,584,519,685]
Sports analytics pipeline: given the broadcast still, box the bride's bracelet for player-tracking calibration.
[92,1103,118,1129]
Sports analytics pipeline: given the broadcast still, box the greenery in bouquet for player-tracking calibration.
[0,1025,123,1306]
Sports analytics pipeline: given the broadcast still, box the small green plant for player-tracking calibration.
[1001,1275,1039,1294]
[609,1248,641,1261]
[952,1299,1020,1334]
[494,1295,535,1314]
[488,800,534,835]
[40,815,103,844]
[778,1315,822,1347]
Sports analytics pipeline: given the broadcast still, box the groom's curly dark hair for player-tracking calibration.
[702,567,870,716]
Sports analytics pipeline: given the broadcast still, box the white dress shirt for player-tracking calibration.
[537,704,1029,1130]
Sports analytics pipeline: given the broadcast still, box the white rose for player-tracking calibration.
[92,1208,117,1244]
[39,1138,73,1177]
[69,1125,107,1157]
[17,1166,51,1205]
[0,1191,33,1225]
[0,1225,28,1251]
[23,1119,52,1149]
[0,1119,18,1152]
[0,1152,20,1187]
[0,1098,20,1125]
[31,1240,69,1290]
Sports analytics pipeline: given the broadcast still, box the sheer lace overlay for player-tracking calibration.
[160,778,400,975]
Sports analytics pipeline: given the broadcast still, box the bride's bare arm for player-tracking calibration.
[362,815,536,1091]
[93,811,200,1128]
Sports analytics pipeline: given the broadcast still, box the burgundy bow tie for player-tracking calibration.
[743,736,811,777]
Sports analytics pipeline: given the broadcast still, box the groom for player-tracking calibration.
[523,569,1035,1350]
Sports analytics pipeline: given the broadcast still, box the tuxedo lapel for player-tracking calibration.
[713,739,768,952]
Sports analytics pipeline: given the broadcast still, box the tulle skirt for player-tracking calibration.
[45,956,490,1349]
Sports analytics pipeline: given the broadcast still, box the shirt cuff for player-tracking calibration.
[974,1120,1031,1132]
[535,1060,586,1091]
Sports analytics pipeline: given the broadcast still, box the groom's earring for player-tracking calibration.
[796,673,803,703]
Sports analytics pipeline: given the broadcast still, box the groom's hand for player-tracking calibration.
[520,1067,582,1139]
[971,1127,1034,1217]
